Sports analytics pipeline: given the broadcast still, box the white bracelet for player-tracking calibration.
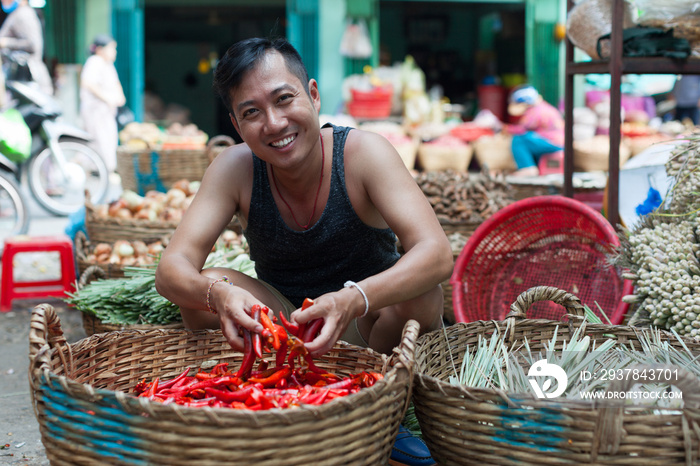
[344,280,369,318]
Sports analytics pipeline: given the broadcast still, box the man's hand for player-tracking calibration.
[290,287,365,356]
[214,285,265,352]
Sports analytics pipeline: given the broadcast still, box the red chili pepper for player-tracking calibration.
[276,339,288,368]
[248,367,292,388]
[259,309,280,350]
[256,360,269,373]
[323,378,354,390]
[251,306,263,359]
[235,329,255,379]
[133,378,148,395]
[301,298,314,310]
[157,368,191,389]
[278,311,299,336]
[301,318,324,343]
[139,378,159,398]
[204,385,257,403]
[299,389,328,405]
[296,298,315,339]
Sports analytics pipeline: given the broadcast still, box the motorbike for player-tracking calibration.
[1,51,109,216]
[0,152,30,250]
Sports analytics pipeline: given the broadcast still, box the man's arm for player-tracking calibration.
[154,145,256,343]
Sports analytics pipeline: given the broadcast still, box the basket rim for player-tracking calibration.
[29,303,419,423]
[449,195,633,325]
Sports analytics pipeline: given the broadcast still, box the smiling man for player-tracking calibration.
[155,37,452,360]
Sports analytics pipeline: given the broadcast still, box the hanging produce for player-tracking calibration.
[614,135,700,338]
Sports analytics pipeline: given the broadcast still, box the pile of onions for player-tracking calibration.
[94,179,200,223]
[87,240,166,267]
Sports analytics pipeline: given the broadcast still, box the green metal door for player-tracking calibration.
[287,0,319,80]
[112,0,144,121]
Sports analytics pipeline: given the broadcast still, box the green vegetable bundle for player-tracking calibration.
[65,247,256,325]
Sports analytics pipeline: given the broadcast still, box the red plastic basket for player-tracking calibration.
[451,195,633,324]
[348,86,393,119]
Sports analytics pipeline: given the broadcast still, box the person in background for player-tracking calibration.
[671,75,700,126]
[80,34,126,174]
[155,37,451,465]
[0,0,53,95]
[505,84,565,177]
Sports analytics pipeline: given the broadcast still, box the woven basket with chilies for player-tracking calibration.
[451,195,633,325]
[29,304,419,465]
[413,286,700,465]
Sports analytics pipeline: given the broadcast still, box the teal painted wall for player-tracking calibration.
[318,0,346,115]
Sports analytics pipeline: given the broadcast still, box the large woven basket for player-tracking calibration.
[75,232,125,279]
[85,197,180,244]
[84,196,241,244]
[413,286,700,465]
[116,144,211,194]
[74,231,169,280]
[205,134,236,164]
[29,304,418,465]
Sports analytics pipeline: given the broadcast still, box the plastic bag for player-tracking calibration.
[632,0,700,23]
[633,0,700,48]
[566,0,635,59]
[339,19,373,59]
[0,108,31,163]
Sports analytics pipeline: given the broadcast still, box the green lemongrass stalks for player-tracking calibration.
[65,246,256,325]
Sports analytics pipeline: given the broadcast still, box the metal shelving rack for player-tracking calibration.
[564,0,700,227]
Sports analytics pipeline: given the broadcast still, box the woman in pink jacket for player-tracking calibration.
[506,84,564,177]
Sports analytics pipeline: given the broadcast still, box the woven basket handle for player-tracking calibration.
[593,363,700,461]
[206,135,235,163]
[74,230,89,261]
[506,286,586,320]
[28,304,70,385]
[78,264,106,288]
[386,319,420,413]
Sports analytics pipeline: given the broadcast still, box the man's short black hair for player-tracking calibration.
[213,37,310,115]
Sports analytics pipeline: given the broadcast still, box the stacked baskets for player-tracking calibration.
[413,286,700,465]
[29,305,419,465]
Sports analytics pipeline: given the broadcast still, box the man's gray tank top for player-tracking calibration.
[244,124,400,308]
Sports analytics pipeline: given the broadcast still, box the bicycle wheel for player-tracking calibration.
[0,172,29,250]
[28,139,109,216]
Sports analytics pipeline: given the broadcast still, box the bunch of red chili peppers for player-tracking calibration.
[133,299,383,410]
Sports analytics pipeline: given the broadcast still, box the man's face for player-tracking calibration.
[228,51,321,167]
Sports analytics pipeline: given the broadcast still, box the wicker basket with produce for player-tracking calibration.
[29,303,418,465]
[413,286,700,465]
[117,122,211,194]
[85,180,241,244]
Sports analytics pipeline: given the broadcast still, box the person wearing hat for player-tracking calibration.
[79,34,126,173]
[505,84,565,177]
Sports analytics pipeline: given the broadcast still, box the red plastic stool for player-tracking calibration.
[538,150,564,176]
[1,235,76,312]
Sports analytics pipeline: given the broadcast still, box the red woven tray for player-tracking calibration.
[451,195,633,324]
